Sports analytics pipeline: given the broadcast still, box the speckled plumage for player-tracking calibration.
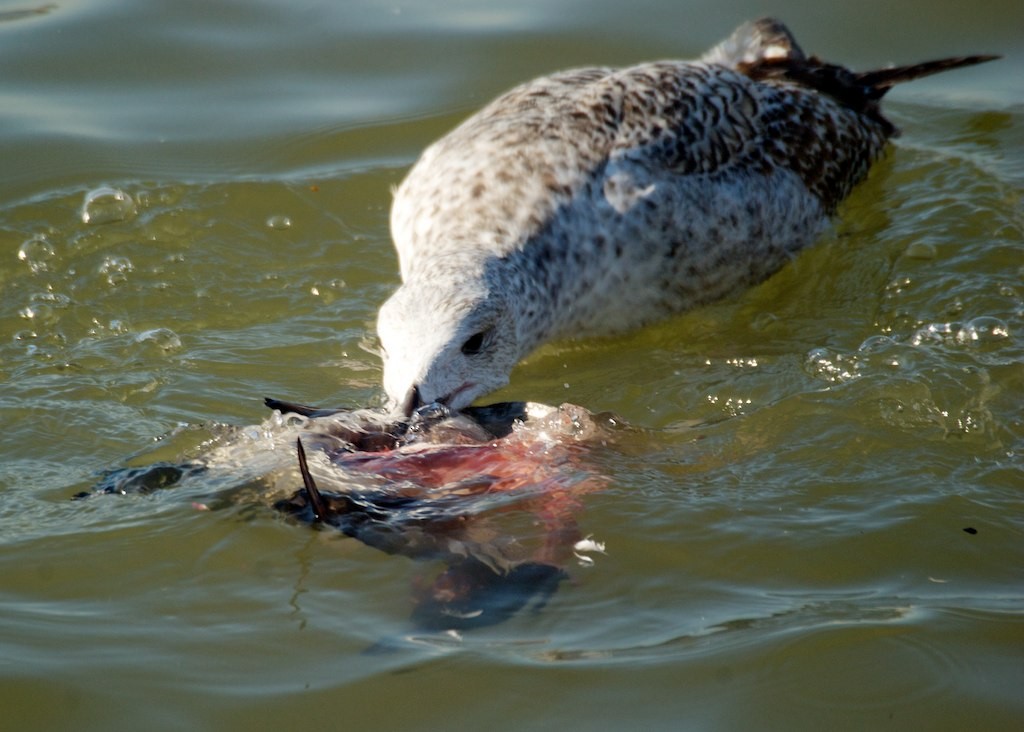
[376,18,995,413]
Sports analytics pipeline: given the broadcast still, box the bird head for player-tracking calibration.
[376,273,520,416]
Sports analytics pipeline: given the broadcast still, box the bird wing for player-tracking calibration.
[604,58,891,213]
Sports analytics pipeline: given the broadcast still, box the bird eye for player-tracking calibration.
[461,330,487,356]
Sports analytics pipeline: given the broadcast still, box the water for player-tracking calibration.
[1,1,1022,730]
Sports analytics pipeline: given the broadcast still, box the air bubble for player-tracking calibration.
[98,255,134,286]
[958,316,1009,345]
[804,346,859,383]
[81,187,136,225]
[904,241,936,260]
[266,215,292,230]
[17,236,57,273]
[911,322,959,347]
[858,335,896,353]
[19,305,46,320]
[31,291,72,309]
[135,328,182,352]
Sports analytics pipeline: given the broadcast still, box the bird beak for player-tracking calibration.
[400,385,424,419]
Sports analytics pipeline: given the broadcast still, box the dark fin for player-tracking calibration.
[295,437,329,522]
[264,397,346,419]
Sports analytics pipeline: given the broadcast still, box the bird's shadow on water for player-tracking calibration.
[72,399,616,639]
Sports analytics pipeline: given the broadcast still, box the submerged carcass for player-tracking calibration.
[270,398,609,630]
[81,398,613,631]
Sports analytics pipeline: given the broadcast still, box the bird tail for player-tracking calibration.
[855,55,1000,96]
[712,18,998,135]
[707,17,999,92]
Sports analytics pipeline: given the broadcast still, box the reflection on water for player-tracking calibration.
[1,0,1022,730]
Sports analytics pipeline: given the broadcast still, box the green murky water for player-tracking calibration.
[1,1,1022,730]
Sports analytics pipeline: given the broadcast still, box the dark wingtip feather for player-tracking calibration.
[740,48,999,139]
[296,437,329,522]
[265,397,345,418]
[858,54,1001,93]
